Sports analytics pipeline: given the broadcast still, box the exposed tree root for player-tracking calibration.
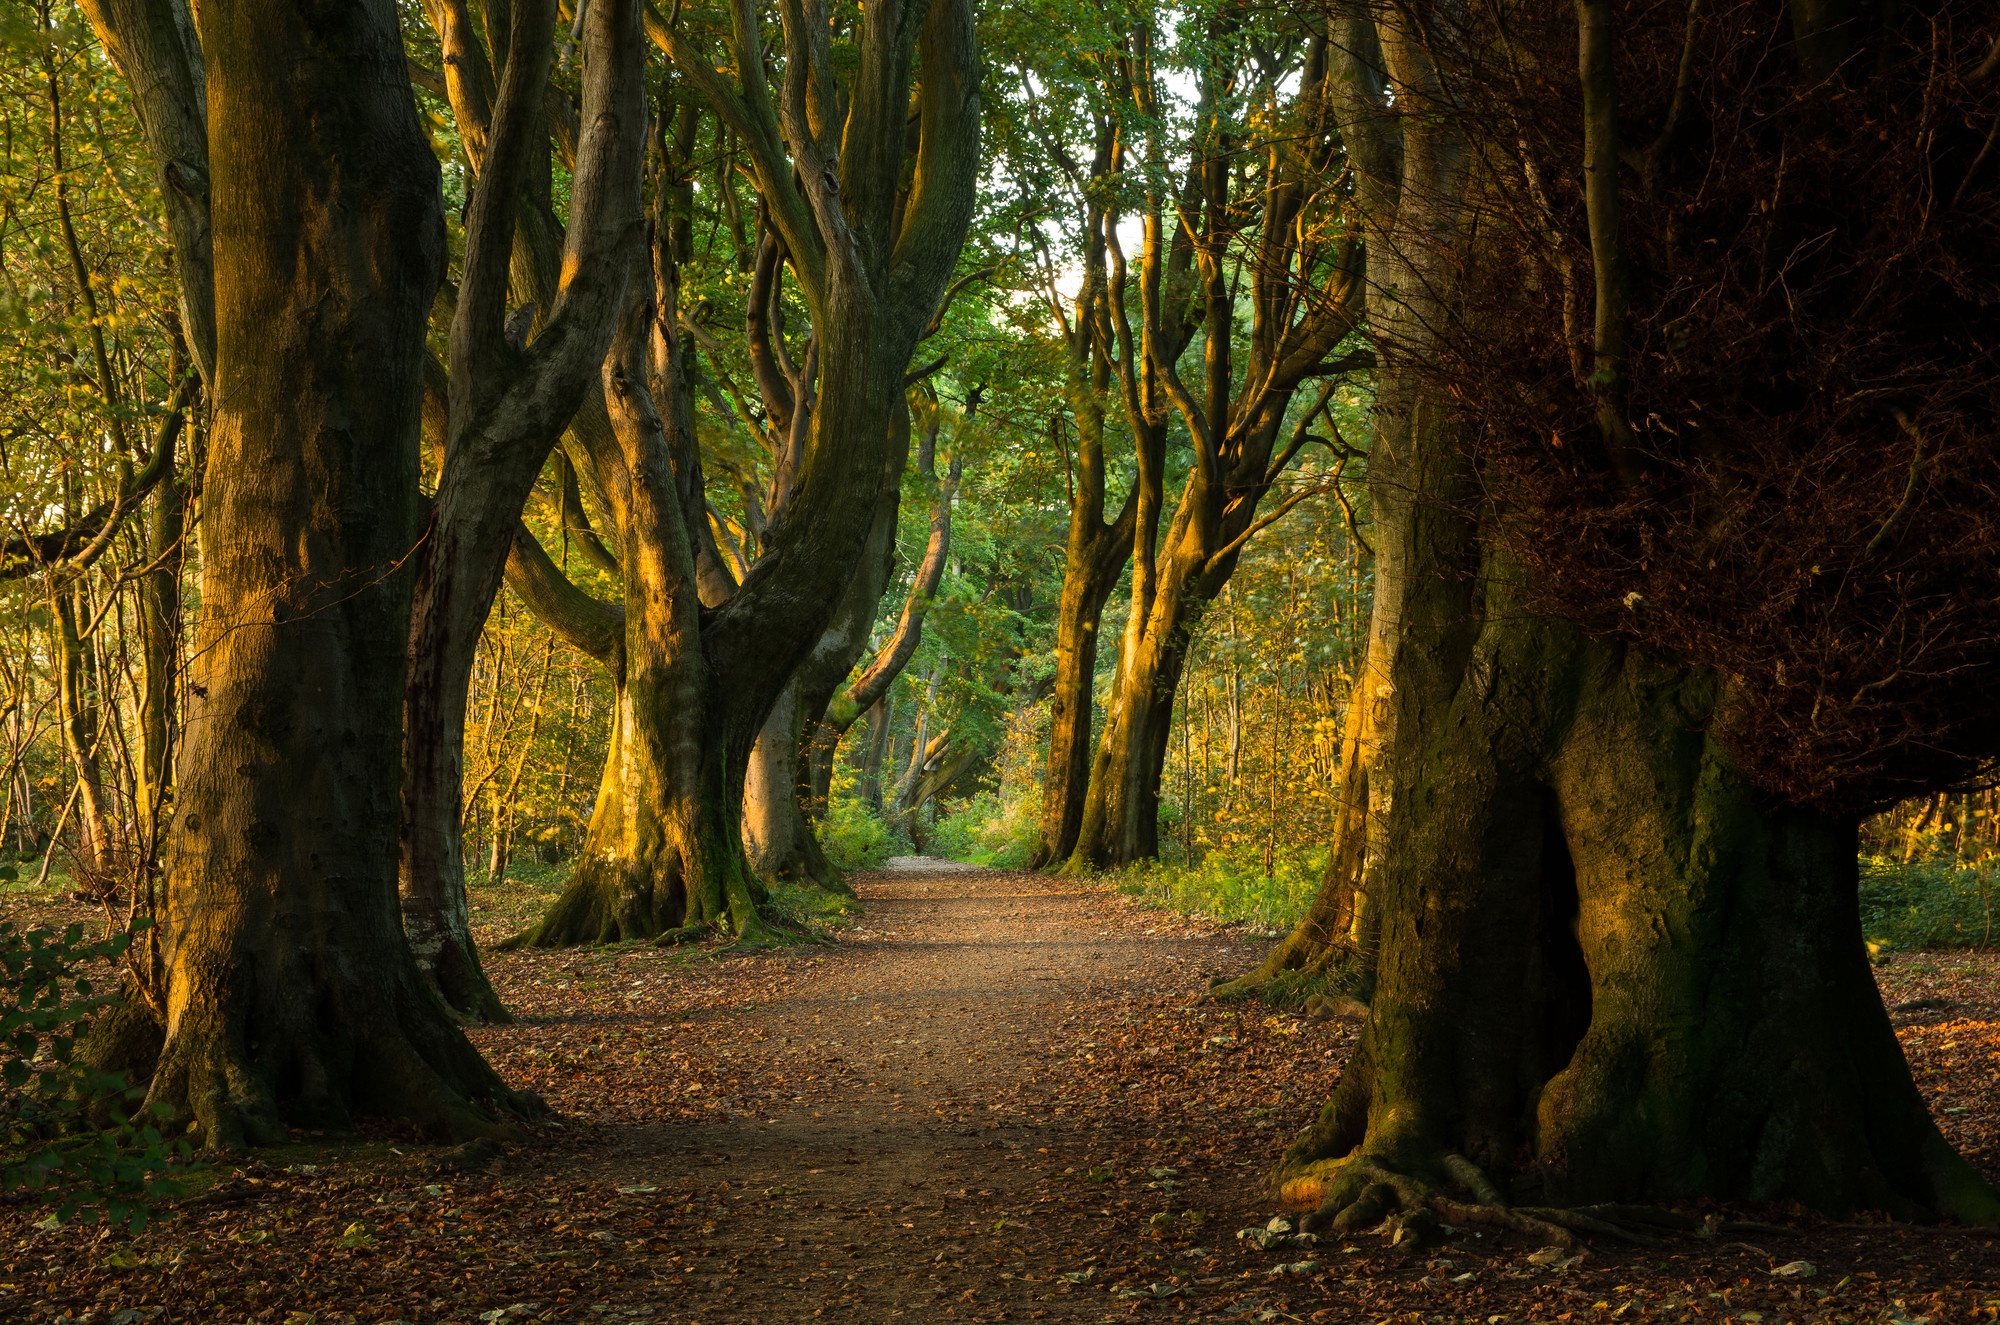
[84,967,543,1154]
[1285,1152,1835,1251]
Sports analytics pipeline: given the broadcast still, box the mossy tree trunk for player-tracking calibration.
[509,0,982,945]
[112,0,533,1148]
[1283,534,2000,1221]
[774,397,959,878]
[1273,1,1997,1223]
[742,410,908,893]
[516,0,982,944]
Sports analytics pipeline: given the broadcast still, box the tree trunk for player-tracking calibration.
[1066,592,1191,869]
[1212,9,1438,995]
[508,279,778,946]
[1057,23,1365,872]
[858,697,892,812]
[743,679,839,889]
[509,0,983,945]
[741,418,909,894]
[397,0,645,1023]
[1281,545,2000,1222]
[52,587,112,880]
[1268,1,1996,1214]
[117,0,532,1148]
[135,435,188,847]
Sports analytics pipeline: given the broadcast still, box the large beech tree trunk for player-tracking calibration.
[741,426,907,892]
[758,401,958,887]
[510,0,983,946]
[1281,531,2000,1221]
[1273,0,2000,1224]
[1068,607,1183,869]
[129,0,530,1147]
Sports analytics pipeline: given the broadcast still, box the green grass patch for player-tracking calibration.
[467,858,572,946]
[1109,847,1325,932]
[1859,854,1999,952]
[933,792,1037,870]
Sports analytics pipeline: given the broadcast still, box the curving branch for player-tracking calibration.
[1,371,199,580]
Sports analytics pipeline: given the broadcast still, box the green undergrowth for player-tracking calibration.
[1109,847,1326,934]
[467,858,573,943]
[1859,854,1998,953]
[820,798,903,871]
[2,920,193,1229]
[933,791,1037,870]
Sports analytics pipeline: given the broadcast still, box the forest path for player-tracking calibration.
[481,858,1320,1322]
[7,866,1997,1325]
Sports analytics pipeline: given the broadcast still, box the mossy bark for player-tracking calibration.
[1284,570,2000,1220]
[513,0,981,940]
[1267,0,1998,1226]
[744,679,850,895]
[519,653,773,945]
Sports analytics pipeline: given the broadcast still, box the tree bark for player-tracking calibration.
[119,0,532,1148]
[740,409,908,892]
[51,587,112,879]
[1282,537,2000,1222]
[1214,9,1436,994]
[858,696,893,811]
[1271,0,1998,1224]
[511,0,983,945]
[135,414,190,847]
[397,0,647,1023]
[794,406,962,822]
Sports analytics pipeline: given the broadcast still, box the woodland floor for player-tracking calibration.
[2,859,1999,1325]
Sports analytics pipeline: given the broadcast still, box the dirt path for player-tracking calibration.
[4,860,1998,1325]
[492,858,1310,1322]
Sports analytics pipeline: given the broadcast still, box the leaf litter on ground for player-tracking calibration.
[0,863,1995,1323]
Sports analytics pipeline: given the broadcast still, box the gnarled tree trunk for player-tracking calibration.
[512,0,983,945]
[398,0,646,1022]
[125,0,531,1147]
[1275,0,2000,1226]
[1283,529,2000,1222]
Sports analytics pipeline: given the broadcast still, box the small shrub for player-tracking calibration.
[767,880,859,933]
[821,798,900,870]
[1859,854,1997,951]
[932,792,1037,869]
[0,921,189,1228]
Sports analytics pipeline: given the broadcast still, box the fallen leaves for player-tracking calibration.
[0,869,1996,1324]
